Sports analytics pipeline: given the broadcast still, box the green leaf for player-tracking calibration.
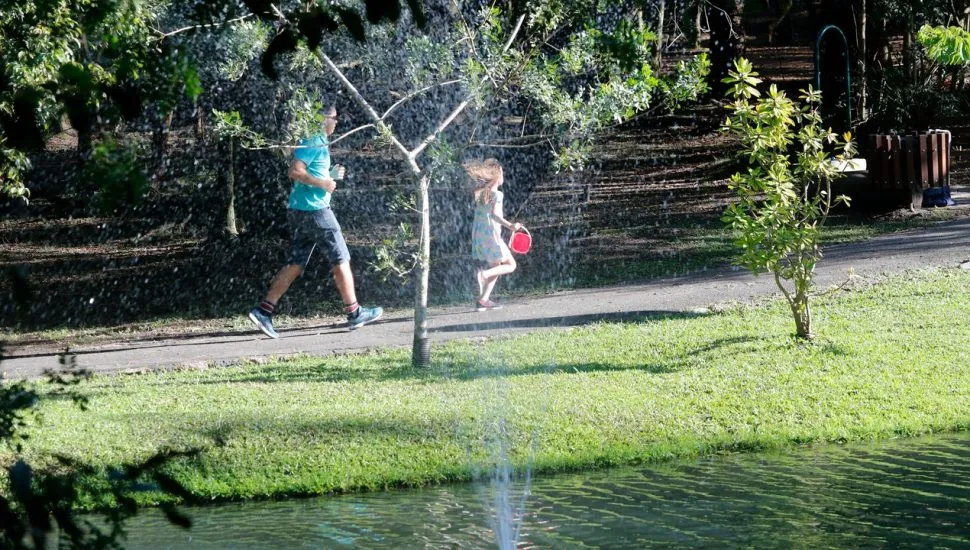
[183,66,202,101]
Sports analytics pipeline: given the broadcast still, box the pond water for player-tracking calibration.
[120,433,970,548]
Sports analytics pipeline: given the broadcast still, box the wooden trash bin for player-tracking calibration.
[867,131,951,208]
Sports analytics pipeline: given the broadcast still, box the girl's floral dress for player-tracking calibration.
[472,189,511,264]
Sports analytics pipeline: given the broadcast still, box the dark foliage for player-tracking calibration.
[0,344,203,549]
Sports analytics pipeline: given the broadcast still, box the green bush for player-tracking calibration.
[82,138,148,214]
[721,58,856,340]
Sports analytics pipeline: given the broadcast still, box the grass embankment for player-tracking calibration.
[13,269,970,508]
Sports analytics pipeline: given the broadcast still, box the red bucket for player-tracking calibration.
[508,227,532,255]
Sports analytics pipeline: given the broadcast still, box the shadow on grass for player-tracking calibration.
[188,414,465,452]
[430,309,703,333]
[129,335,771,390]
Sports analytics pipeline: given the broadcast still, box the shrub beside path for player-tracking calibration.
[4,217,970,379]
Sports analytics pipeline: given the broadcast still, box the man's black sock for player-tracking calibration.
[345,302,360,318]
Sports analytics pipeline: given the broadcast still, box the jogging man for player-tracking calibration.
[248,105,382,338]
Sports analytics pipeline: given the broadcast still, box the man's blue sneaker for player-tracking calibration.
[348,305,383,330]
[249,307,279,339]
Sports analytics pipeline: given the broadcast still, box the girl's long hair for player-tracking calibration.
[463,158,502,205]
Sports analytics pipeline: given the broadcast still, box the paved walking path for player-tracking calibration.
[4,217,970,379]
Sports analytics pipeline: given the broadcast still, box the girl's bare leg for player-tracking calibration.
[480,275,499,302]
[479,258,516,302]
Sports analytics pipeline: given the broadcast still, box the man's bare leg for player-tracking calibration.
[264,264,304,305]
[332,261,383,329]
[250,263,303,339]
[332,261,357,307]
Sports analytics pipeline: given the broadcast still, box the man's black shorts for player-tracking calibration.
[286,208,351,268]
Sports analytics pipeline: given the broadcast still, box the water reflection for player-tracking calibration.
[122,433,970,548]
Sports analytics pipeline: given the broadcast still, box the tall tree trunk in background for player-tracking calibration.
[194,101,205,141]
[151,109,174,184]
[903,28,914,81]
[226,137,239,236]
[707,0,745,98]
[681,0,702,50]
[866,15,890,114]
[854,0,867,121]
[653,0,665,69]
[76,123,93,171]
[74,112,96,204]
[274,86,285,137]
[768,0,796,45]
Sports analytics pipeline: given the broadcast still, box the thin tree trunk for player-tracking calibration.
[74,114,96,206]
[412,174,431,364]
[792,263,814,339]
[694,3,702,49]
[681,2,701,50]
[774,269,814,340]
[77,125,93,170]
[708,0,745,97]
[792,293,812,339]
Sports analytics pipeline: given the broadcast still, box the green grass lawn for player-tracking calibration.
[10,268,970,509]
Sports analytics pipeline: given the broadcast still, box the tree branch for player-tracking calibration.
[241,144,296,151]
[503,13,526,52]
[313,50,414,162]
[409,99,472,159]
[773,270,795,307]
[470,133,552,145]
[329,123,376,145]
[520,101,532,137]
[270,3,288,22]
[382,80,461,120]
[156,14,254,38]
[599,103,665,132]
[408,14,528,160]
[469,139,553,149]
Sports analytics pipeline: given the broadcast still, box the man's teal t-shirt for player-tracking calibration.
[288,134,333,211]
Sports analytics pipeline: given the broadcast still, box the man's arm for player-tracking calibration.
[288,159,336,193]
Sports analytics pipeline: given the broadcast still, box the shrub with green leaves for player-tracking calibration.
[1,142,31,202]
[917,24,970,66]
[720,58,856,340]
[82,138,148,214]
